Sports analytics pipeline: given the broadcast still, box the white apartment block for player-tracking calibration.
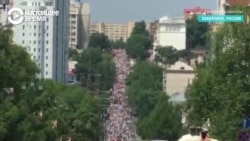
[69,2,90,49]
[154,16,186,51]
[90,22,135,41]
[12,0,69,83]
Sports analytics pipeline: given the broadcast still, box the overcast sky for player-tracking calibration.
[83,0,217,23]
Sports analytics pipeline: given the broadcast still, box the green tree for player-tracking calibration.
[154,46,196,66]
[68,48,78,60]
[131,21,149,36]
[89,33,110,50]
[126,21,151,60]
[138,95,182,140]
[186,15,210,49]
[177,49,196,62]
[0,24,103,141]
[110,38,127,49]
[154,46,178,66]
[186,9,250,141]
[126,62,182,140]
[75,48,115,91]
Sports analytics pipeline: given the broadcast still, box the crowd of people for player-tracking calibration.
[105,49,136,141]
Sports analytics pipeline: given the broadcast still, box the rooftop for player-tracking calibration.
[159,16,185,24]
[225,0,250,6]
[184,6,211,13]
[167,61,194,71]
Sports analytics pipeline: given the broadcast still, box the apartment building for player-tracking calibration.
[183,6,211,20]
[90,22,135,41]
[153,16,186,59]
[163,61,195,96]
[69,2,90,49]
[12,0,69,83]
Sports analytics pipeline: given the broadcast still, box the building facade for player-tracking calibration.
[0,0,13,24]
[12,0,69,83]
[153,16,186,52]
[163,61,195,95]
[90,22,135,41]
[69,2,90,49]
[183,6,211,19]
[148,20,158,43]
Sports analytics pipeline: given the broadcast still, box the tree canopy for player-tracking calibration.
[126,21,151,60]
[186,15,210,49]
[154,46,196,66]
[186,9,250,141]
[75,47,115,91]
[126,62,183,140]
[0,24,103,141]
[110,38,127,49]
[89,33,111,50]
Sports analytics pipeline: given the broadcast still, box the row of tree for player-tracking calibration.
[126,62,183,140]
[0,24,103,141]
[186,8,250,141]
[154,46,197,66]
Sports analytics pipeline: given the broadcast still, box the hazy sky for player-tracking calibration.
[83,0,217,23]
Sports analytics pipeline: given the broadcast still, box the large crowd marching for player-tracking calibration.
[105,49,136,141]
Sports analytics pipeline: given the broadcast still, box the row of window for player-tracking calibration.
[161,27,181,32]
[28,48,49,53]
[36,63,49,67]
[33,55,49,60]
[20,1,52,6]
[22,33,49,37]
[23,25,49,30]
[22,40,49,44]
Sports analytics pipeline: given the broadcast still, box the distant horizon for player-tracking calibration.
[83,0,216,23]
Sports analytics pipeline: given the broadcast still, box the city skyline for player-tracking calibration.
[84,0,217,23]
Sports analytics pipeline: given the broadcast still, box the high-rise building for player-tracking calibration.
[12,0,69,83]
[69,2,90,49]
[90,22,135,41]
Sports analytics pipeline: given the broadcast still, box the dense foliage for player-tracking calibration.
[126,62,182,140]
[154,46,196,66]
[89,33,111,50]
[186,15,210,49]
[186,9,250,141]
[126,21,151,60]
[0,24,102,141]
[68,48,78,60]
[110,38,127,49]
[75,33,116,91]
